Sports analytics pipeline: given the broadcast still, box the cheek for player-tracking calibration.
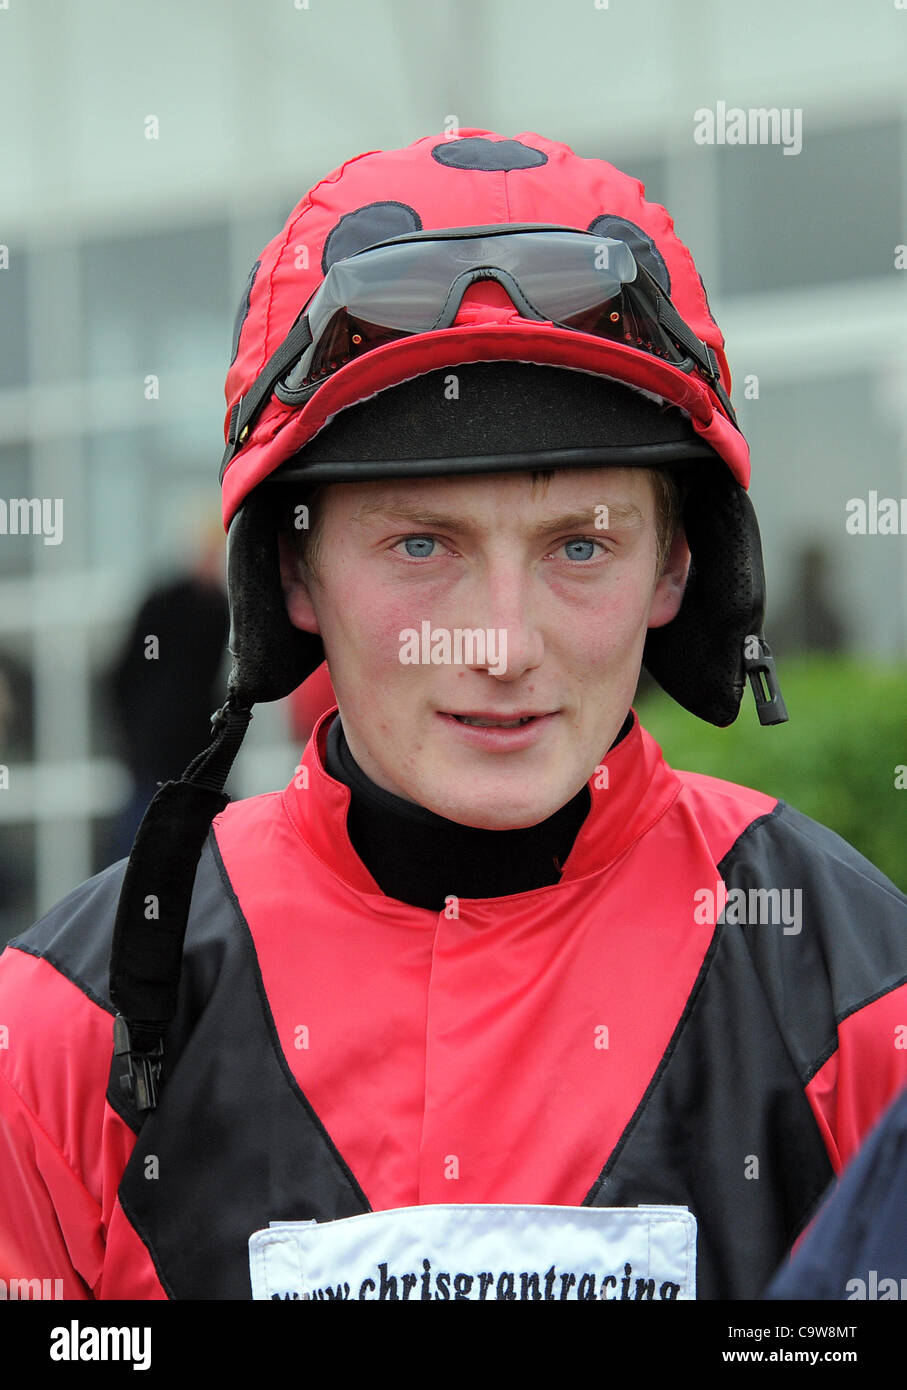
[555,578,653,666]
[321,576,425,675]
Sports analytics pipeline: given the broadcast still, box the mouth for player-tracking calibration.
[438,709,559,748]
[449,714,539,728]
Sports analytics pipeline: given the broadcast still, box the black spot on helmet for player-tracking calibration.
[321,201,422,274]
[431,136,547,171]
[587,214,671,294]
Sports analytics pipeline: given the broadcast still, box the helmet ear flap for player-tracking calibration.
[643,470,767,726]
[226,490,325,707]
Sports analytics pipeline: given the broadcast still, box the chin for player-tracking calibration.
[423,779,574,832]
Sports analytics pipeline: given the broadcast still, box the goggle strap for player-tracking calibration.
[655,300,738,428]
[712,379,739,429]
[656,298,713,374]
[220,313,314,480]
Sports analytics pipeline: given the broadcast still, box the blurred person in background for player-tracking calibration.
[103,523,229,863]
[770,541,846,656]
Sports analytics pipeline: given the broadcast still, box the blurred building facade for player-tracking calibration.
[0,0,904,939]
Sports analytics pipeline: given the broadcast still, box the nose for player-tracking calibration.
[460,561,545,681]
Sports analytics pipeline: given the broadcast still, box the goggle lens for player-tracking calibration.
[282,228,693,395]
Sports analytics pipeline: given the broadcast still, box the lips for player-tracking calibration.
[447,712,547,727]
[453,716,534,728]
[438,709,558,750]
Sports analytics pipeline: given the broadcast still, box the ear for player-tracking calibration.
[278,532,321,635]
[647,526,691,629]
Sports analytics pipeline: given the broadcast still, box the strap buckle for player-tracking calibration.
[113,1015,163,1112]
[743,636,789,726]
[210,699,231,735]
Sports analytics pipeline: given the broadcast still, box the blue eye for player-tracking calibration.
[400,536,438,558]
[561,538,600,562]
[393,535,604,562]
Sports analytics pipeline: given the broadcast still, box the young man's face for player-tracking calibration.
[281,467,689,830]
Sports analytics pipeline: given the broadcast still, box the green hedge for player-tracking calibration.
[635,655,907,891]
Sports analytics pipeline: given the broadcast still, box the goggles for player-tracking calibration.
[222,223,738,476]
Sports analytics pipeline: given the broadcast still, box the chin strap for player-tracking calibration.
[109,696,253,1112]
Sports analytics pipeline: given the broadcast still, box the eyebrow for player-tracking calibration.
[350,500,645,536]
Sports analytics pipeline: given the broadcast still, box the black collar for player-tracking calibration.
[324,710,632,910]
